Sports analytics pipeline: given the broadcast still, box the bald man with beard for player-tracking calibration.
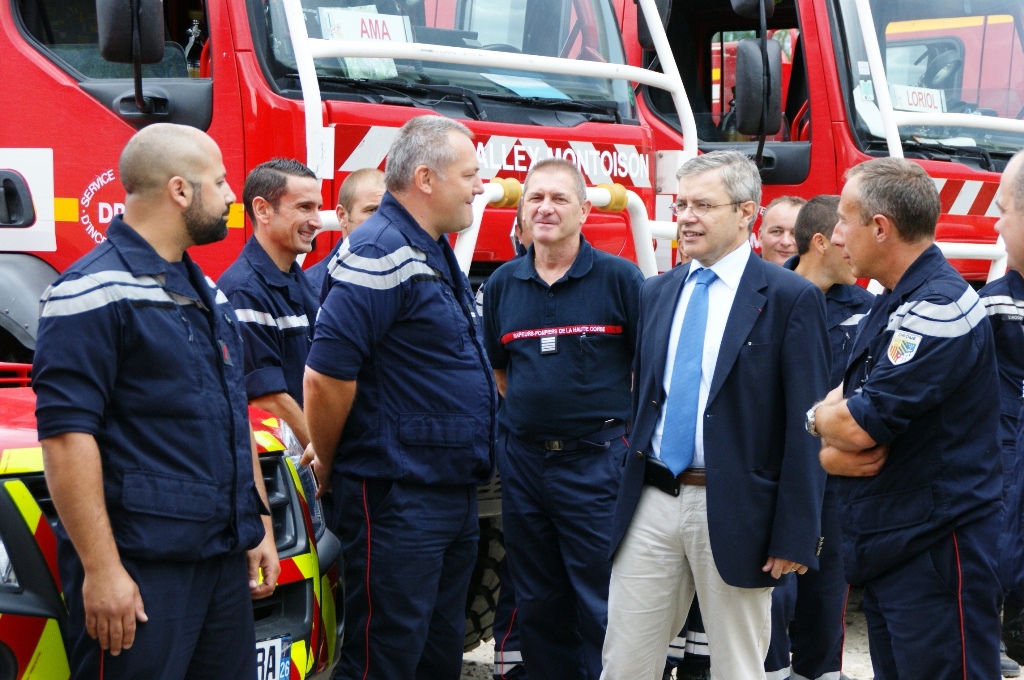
[32,123,279,680]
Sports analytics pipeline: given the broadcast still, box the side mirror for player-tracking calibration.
[636,0,673,51]
[96,0,165,64]
[734,38,782,135]
[730,0,774,21]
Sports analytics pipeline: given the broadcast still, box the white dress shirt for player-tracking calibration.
[652,242,751,468]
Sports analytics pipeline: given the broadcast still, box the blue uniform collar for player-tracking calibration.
[242,235,308,301]
[376,192,463,286]
[106,216,209,303]
[882,243,947,306]
[512,235,594,283]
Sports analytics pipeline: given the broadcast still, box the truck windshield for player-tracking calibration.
[833,0,1024,163]
[250,0,633,121]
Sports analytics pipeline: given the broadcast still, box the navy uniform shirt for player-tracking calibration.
[33,217,265,561]
[784,255,875,386]
[218,236,319,406]
[979,269,1024,589]
[482,236,644,441]
[307,193,496,486]
[837,244,1001,584]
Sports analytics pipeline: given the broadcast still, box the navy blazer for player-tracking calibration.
[610,250,830,588]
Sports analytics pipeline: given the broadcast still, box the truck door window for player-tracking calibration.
[15,0,209,80]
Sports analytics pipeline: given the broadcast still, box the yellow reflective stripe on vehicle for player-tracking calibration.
[887,15,1012,33]
[0,447,43,475]
[24,619,70,680]
[254,431,285,451]
[321,572,338,661]
[53,198,79,223]
[228,203,245,229]
[261,417,280,428]
[292,638,311,677]
[5,479,42,535]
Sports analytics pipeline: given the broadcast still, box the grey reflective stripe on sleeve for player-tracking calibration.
[330,242,439,290]
[234,309,310,329]
[840,313,867,326]
[40,271,197,317]
[981,294,1024,318]
[887,288,985,338]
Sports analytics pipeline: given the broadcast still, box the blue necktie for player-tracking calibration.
[660,267,717,475]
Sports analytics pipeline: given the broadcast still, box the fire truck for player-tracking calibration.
[617,0,1023,282]
[0,0,698,675]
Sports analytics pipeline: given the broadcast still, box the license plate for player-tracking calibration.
[255,636,291,680]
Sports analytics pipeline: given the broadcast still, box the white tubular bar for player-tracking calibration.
[586,187,674,278]
[318,210,341,232]
[281,0,326,174]
[853,0,903,158]
[305,39,683,96]
[892,112,1024,135]
[934,237,1007,283]
[635,0,697,161]
[454,182,508,276]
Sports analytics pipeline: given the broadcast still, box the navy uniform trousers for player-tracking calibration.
[332,474,479,680]
[498,429,625,680]
[59,540,256,680]
[863,512,1002,680]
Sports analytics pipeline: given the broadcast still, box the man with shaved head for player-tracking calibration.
[32,123,279,679]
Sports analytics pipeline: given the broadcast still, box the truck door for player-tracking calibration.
[1,0,248,276]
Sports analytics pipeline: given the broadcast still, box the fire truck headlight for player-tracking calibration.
[276,420,327,543]
[0,538,19,590]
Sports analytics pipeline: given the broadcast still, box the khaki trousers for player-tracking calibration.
[601,484,772,680]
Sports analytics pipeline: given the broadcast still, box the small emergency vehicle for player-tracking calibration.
[618,0,1022,282]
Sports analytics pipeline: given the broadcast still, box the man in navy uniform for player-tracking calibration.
[767,195,873,680]
[33,123,278,679]
[602,150,829,680]
[303,115,496,680]
[983,149,1024,669]
[219,159,321,448]
[815,157,1002,680]
[482,158,643,680]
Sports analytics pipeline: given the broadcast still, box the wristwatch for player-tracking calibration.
[805,403,822,437]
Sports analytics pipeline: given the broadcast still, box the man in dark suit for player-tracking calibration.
[600,150,830,680]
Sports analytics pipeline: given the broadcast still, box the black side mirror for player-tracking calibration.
[730,0,774,21]
[96,0,165,64]
[734,38,782,135]
[636,0,673,51]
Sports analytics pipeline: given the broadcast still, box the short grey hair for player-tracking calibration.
[676,150,762,207]
[846,158,939,242]
[1010,149,1024,211]
[384,116,474,193]
[524,158,587,204]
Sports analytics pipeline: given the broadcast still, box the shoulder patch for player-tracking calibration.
[887,329,922,365]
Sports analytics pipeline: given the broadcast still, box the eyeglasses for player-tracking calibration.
[671,201,741,217]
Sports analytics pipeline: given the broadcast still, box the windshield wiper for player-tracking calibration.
[296,75,488,121]
[478,93,622,123]
[864,136,995,172]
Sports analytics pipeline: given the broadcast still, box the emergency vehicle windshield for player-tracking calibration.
[252,0,633,123]
[834,0,1024,166]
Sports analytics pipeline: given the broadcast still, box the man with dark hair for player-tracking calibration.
[764,195,873,680]
[815,157,1002,680]
[219,158,322,448]
[33,123,278,679]
[304,115,496,680]
[483,158,643,680]
[603,150,829,680]
[981,149,1024,672]
[306,167,385,289]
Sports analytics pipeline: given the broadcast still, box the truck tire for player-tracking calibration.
[465,516,504,652]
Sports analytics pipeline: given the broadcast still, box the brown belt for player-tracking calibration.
[678,469,707,486]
